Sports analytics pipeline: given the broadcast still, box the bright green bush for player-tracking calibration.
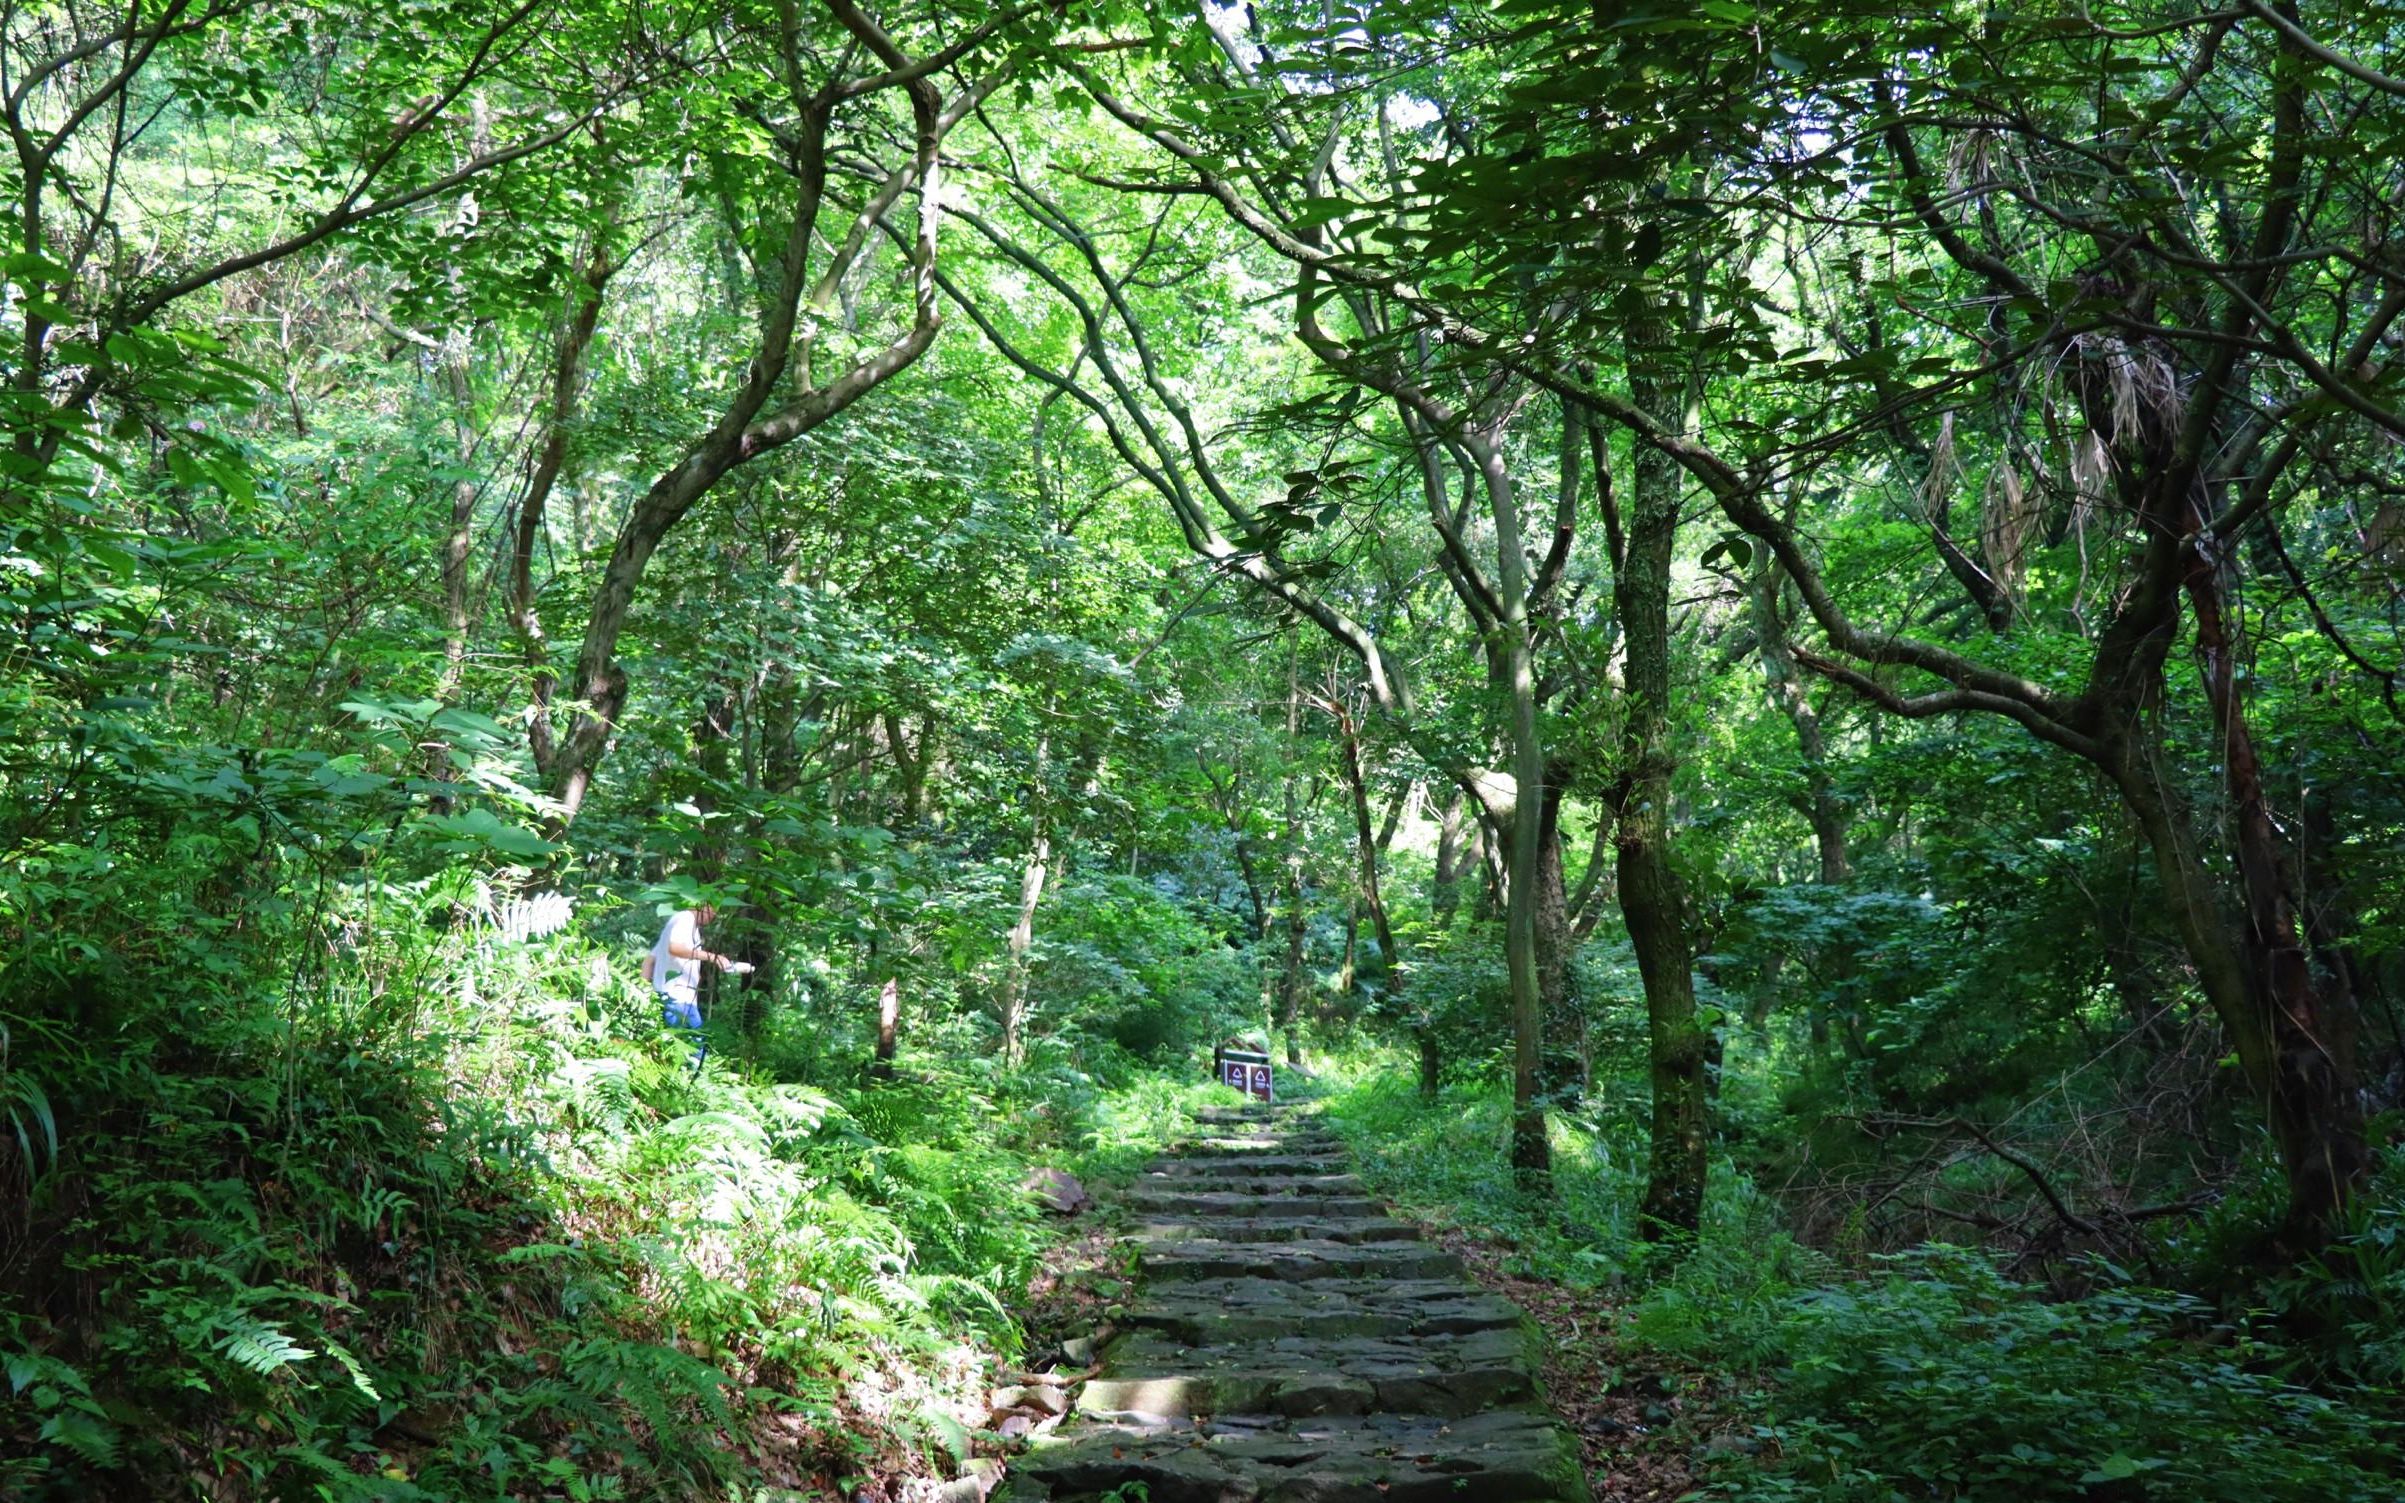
[1322,1064,2404,1503]
[1722,1247,2401,1502]
[0,840,1225,1500]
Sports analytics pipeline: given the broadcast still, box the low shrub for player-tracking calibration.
[1706,1243,2402,1501]
[1319,1062,2404,1503]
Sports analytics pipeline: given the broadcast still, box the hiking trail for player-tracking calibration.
[999,1103,1591,1502]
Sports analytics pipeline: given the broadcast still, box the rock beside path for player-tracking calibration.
[999,1104,1592,1503]
[1025,1167,1094,1215]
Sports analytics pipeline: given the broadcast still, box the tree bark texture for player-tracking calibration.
[1276,862,1308,1066]
[541,39,972,823]
[1333,702,1401,997]
[2178,498,2368,1239]
[874,976,900,1069]
[1431,791,1469,930]
[998,828,1048,1066]
[1750,550,1849,885]
[517,216,616,779]
[1534,774,1581,1110]
[1617,374,1707,1241]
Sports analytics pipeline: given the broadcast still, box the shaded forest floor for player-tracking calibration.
[1295,1066,2405,1503]
[977,1074,1706,1503]
[993,1104,1597,1501]
[1430,1226,1702,1503]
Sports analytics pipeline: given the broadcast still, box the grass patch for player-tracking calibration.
[1318,1061,2404,1503]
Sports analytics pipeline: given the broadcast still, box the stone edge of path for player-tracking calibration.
[991,1101,1595,1503]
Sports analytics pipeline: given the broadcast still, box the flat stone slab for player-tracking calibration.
[997,1408,1586,1502]
[1139,1171,1368,1196]
[1145,1154,1350,1178]
[1193,1107,1307,1124]
[1079,1327,1538,1419]
[993,1112,1589,1503]
[1129,1277,1531,1343]
[1183,1134,1348,1156]
[1130,1215,1421,1246]
[1122,1189,1390,1219]
[1141,1237,1464,1283]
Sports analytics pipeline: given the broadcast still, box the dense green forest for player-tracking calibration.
[2,0,2401,1498]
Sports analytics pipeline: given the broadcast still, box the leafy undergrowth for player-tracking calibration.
[1419,1223,1700,1503]
[0,909,1229,1503]
[1318,1069,1725,1502]
[1322,1068,2405,1503]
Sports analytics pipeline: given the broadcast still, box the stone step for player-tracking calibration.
[1127,1276,1530,1344]
[1192,1106,1304,1124]
[1130,1215,1421,1246]
[1136,1170,1368,1197]
[1140,1236,1464,1284]
[1182,1134,1346,1155]
[995,1408,1585,1502]
[1078,1327,1537,1420]
[1121,1189,1389,1218]
[1144,1153,1348,1178]
[1003,1101,1590,1503]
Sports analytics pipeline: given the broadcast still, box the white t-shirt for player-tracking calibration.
[650,910,703,997]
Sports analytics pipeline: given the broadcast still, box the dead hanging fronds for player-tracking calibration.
[1942,125,2001,203]
[1919,410,1961,521]
[2057,329,2184,455]
[2065,428,2113,526]
[1980,457,2040,599]
[2063,429,2114,629]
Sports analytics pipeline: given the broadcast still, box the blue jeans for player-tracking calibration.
[660,987,705,1066]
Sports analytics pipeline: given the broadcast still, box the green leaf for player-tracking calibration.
[2079,1454,2166,1483]
[3,251,71,283]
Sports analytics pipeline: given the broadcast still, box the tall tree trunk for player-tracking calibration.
[1617,370,1706,1242]
[998,827,1048,1066]
[1333,702,1402,994]
[1486,475,1554,1187]
[2178,490,2367,1241]
[2065,314,2372,1245]
[436,337,481,703]
[1431,791,1469,930]
[874,976,900,1071]
[1416,795,1466,1098]
[1750,546,1850,885]
[1750,541,1856,1054]
[1276,861,1308,1066]
[1277,648,1310,1066]
[2085,506,2362,1244]
[1534,774,1581,1110]
[435,98,494,708]
[516,217,616,781]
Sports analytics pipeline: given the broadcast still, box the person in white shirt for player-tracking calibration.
[648,904,747,1064]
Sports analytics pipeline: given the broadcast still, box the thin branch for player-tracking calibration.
[2239,0,2405,98]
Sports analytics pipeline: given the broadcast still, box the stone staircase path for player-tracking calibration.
[999,1104,1590,1503]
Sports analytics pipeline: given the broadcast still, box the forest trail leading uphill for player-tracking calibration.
[999,1105,1591,1503]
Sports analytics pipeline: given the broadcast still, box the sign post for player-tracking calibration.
[1211,1045,1274,1103]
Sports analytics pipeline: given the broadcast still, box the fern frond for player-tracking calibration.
[212,1317,313,1376]
[319,1337,381,1402]
[563,1336,736,1434]
[37,1408,119,1469]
